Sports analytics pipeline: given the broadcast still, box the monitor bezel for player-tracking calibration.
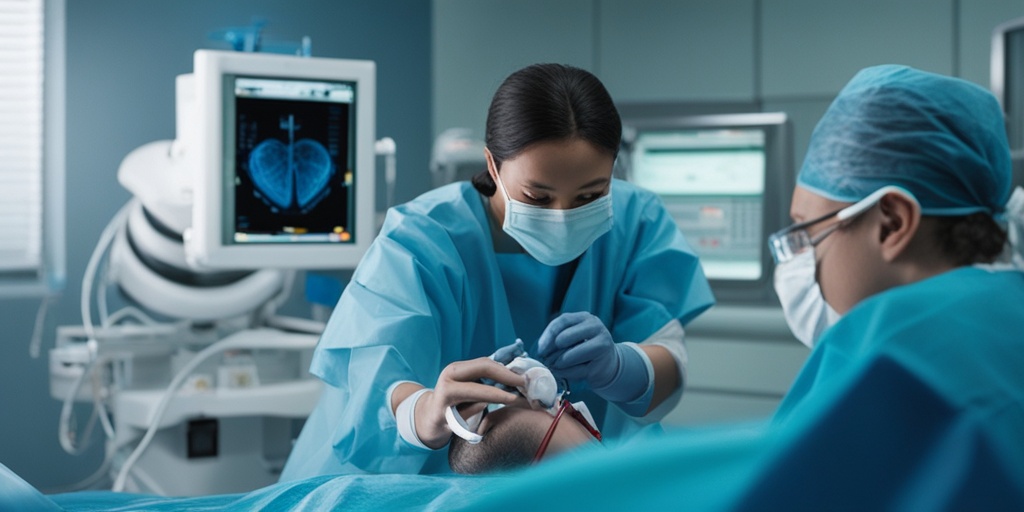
[188,49,376,270]
[621,112,792,305]
[992,16,1024,190]
[990,16,1024,109]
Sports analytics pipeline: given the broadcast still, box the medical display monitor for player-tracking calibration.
[623,113,791,303]
[189,50,375,269]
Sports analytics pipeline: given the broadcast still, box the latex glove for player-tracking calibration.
[489,339,526,365]
[536,312,647,403]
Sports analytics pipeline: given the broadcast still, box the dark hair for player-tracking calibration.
[448,412,546,474]
[471,63,622,196]
[932,213,1007,266]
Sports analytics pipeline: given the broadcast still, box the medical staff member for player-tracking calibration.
[760,64,1024,505]
[280,63,714,479]
[452,65,1024,511]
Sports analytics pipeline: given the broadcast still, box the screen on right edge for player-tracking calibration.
[630,128,765,281]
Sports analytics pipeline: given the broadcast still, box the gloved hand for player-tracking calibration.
[536,312,648,404]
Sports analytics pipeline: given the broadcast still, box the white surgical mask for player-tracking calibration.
[769,186,918,347]
[494,173,613,266]
[773,248,841,348]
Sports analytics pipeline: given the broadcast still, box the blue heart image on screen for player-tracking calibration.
[248,137,334,211]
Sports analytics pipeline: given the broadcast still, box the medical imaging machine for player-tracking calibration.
[48,48,378,495]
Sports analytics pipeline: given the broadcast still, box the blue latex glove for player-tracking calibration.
[536,312,648,404]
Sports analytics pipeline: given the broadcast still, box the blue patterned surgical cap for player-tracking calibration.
[798,65,1012,217]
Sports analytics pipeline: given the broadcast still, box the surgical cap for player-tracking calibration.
[798,65,1012,217]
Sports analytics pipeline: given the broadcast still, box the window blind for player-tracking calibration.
[0,0,44,273]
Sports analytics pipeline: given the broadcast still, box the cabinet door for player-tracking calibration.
[598,0,756,103]
[433,0,595,137]
[761,0,954,97]
[664,306,809,426]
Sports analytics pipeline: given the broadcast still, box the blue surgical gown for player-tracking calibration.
[454,266,1024,510]
[280,180,715,479]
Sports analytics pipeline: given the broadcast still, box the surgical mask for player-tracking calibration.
[773,249,841,348]
[768,186,917,347]
[494,173,613,266]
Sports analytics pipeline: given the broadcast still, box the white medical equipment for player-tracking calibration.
[48,47,381,496]
[429,127,486,189]
[188,50,376,269]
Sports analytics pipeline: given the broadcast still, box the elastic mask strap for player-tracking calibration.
[837,185,918,221]
[445,406,483,444]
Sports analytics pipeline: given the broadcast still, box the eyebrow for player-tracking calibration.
[526,177,610,191]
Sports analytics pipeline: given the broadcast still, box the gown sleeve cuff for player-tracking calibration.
[394,387,437,451]
[636,319,687,424]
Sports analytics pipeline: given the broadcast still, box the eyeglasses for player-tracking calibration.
[532,396,602,464]
[768,185,916,265]
[768,207,845,264]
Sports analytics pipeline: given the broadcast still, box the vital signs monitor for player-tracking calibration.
[622,112,791,303]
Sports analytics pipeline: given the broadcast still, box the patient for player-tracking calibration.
[448,402,601,474]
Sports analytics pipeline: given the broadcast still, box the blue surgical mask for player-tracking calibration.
[494,173,613,266]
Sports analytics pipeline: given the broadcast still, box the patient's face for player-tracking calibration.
[448,404,598,474]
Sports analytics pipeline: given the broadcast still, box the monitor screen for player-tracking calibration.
[630,128,765,280]
[188,50,376,270]
[225,76,356,246]
[623,113,791,304]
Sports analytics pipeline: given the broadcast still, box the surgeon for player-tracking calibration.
[280,63,714,479]
[451,65,1024,510]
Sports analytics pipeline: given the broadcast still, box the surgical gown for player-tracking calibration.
[281,180,714,479]
[456,266,1024,510]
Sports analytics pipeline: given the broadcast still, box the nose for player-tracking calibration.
[549,198,577,210]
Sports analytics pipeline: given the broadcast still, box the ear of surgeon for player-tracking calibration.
[787,185,954,315]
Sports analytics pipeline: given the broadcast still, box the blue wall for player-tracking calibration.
[0,0,431,489]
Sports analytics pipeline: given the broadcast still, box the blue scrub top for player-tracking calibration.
[280,180,714,479]
[456,266,1024,510]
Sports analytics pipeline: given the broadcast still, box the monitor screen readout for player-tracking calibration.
[631,128,766,280]
[224,76,357,245]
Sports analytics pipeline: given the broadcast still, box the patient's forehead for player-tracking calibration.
[478,405,544,434]
[479,404,591,442]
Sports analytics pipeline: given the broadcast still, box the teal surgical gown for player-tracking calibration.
[280,180,714,479]
[456,266,1024,510]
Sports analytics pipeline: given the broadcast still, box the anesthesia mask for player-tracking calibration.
[445,339,561,444]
